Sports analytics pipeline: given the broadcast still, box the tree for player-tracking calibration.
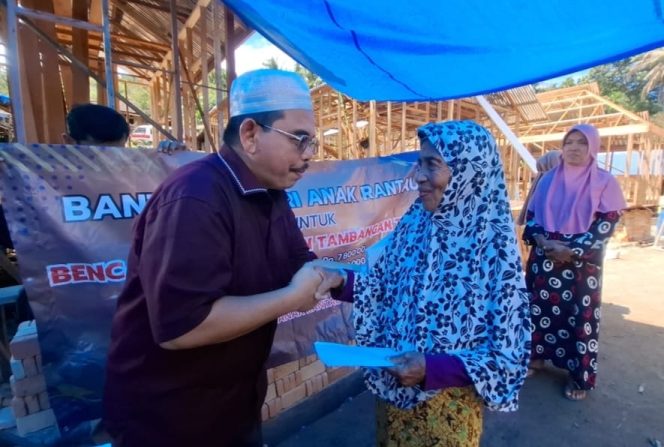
[629,49,664,102]
[294,63,323,89]
[581,56,662,115]
[262,57,283,70]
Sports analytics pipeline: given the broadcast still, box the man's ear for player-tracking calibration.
[62,133,76,145]
[238,119,260,155]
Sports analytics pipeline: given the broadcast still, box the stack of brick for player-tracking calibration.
[262,354,356,421]
[8,320,59,437]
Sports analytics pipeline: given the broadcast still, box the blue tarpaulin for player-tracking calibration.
[224,0,664,101]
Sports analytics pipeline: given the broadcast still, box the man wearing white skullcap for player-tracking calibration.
[104,69,348,446]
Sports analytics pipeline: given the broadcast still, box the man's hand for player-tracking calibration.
[157,140,188,155]
[289,263,324,312]
[387,351,426,387]
[312,267,346,300]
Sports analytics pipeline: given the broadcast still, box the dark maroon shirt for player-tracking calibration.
[103,146,315,447]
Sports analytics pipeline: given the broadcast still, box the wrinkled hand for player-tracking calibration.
[312,267,346,300]
[289,263,324,312]
[387,351,426,387]
[157,140,188,155]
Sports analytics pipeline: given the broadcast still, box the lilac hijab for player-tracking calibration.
[529,124,626,234]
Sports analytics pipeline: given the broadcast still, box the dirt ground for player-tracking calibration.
[275,246,664,447]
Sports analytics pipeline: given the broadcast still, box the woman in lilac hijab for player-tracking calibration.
[523,124,626,400]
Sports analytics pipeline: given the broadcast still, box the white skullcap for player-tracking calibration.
[229,69,313,117]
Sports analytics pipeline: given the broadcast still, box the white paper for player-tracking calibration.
[314,342,400,367]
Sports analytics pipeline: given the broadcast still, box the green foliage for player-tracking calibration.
[581,56,661,115]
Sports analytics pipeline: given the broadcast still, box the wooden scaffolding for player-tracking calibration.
[1,0,249,150]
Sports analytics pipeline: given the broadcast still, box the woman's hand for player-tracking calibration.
[535,234,575,263]
[387,351,426,387]
[543,241,575,263]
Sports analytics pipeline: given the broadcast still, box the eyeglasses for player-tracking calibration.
[256,122,319,156]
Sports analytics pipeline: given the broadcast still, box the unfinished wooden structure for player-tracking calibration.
[1,0,661,207]
[1,0,250,149]
[305,83,663,208]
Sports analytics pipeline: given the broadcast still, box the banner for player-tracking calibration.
[0,144,418,435]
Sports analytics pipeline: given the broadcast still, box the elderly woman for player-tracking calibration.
[523,124,626,400]
[321,121,531,446]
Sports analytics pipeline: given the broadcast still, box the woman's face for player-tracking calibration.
[415,140,451,212]
[562,130,591,166]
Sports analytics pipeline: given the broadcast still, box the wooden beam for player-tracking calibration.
[224,5,236,117]
[447,100,454,120]
[151,0,213,80]
[200,5,210,151]
[23,16,176,140]
[386,101,391,154]
[113,0,168,44]
[401,104,406,152]
[519,124,651,143]
[369,100,376,157]
[54,26,171,52]
[124,0,191,19]
[5,0,27,141]
[213,0,224,145]
[169,0,183,140]
[71,0,89,105]
[17,6,102,32]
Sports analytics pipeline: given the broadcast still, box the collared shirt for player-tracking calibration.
[103,145,315,446]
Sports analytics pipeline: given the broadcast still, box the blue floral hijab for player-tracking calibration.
[353,120,531,411]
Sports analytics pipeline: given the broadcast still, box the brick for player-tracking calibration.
[16,409,58,437]
[24,395,39,414]
[280,383,307,410]
[272,360,299,380]
[266,368,275,384]
[264,383,276,402]
[10,357,25,380]
[298,358,308,368]
[22,357,38,377]
[11,397,27,418]
[327,367,354,384]
[306,354,318,365]
[299,360,326,381]
[10,375,47,397]
[321,372,329,388]
[305,379,314,396]
[10,334,40,360]
[261,403,269,422]
[275,379,285,396]
[313,375,324,394]
[267,397,283,418]
[38,392,50,411]
[294,370,303,386]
